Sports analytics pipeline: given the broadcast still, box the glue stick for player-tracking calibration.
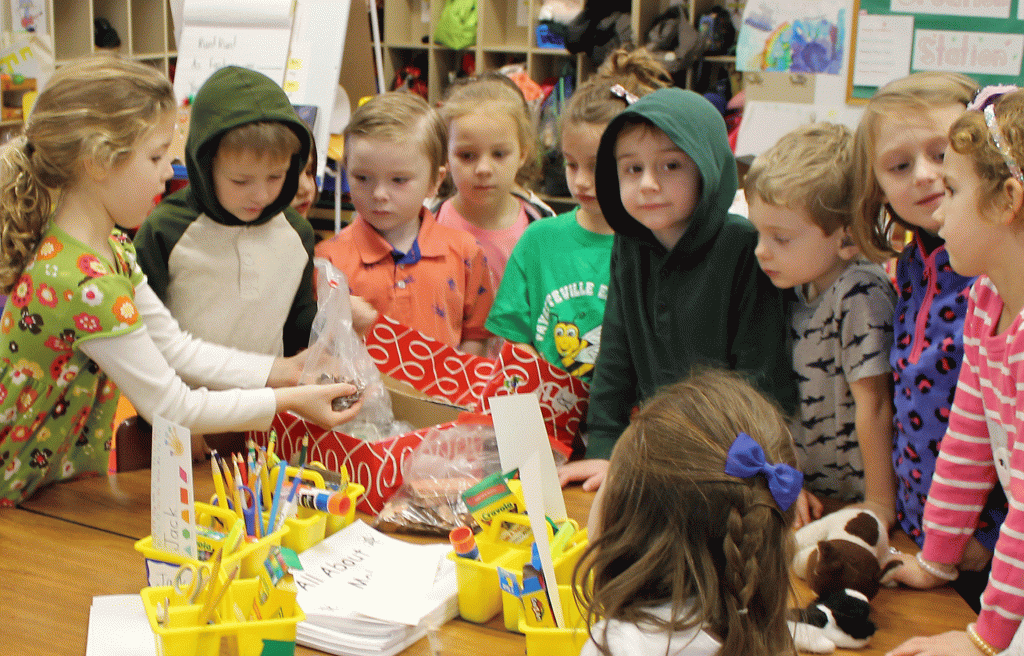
[449,526,481,560]
[295,486,352,516]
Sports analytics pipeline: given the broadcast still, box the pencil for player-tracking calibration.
[231,455,244,521]
[210,450,229,511]
[299,434,309,466]
[198,564,239,625]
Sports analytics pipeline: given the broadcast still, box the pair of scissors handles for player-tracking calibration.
[173,563,212,605]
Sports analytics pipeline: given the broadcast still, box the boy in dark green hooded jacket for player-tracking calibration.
[135,66,315,358]
[560,87,796,490]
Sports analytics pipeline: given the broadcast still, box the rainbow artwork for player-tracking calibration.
[737,1,846,75]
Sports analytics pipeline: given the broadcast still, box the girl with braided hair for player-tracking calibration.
[575,368,802,656]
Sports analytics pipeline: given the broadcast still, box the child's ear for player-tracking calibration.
[837,227,859,260]
[429,166,448,199]
[82,154,111,182]
[998,177,1024,224]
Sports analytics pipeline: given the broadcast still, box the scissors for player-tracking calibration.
[238,484,258,538]
[172,562,213,605]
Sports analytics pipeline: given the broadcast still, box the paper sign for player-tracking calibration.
[173,0,294,101]
[912,30,1024,76]
[295,520,451,626]
[150,415,197,559]
[853,14,914,87]
[520,451,565,627]
[891,0,1011,19]
[488,393,567,522]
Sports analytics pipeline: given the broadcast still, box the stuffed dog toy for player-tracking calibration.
[793,507,901,599]
[790,588,877,653]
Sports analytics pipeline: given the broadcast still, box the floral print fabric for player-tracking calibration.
[0,225,144,505]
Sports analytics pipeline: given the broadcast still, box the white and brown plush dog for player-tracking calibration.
[792,508,901,600]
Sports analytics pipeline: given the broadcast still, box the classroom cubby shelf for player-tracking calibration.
[380,0,733,105]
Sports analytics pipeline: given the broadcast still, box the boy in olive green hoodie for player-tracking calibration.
[559,87,795,491]
[135,66,315,359]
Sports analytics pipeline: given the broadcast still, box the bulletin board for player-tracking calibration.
[847,0,1024,103]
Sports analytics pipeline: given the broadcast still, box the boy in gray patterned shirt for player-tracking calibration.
[744,122,897,530]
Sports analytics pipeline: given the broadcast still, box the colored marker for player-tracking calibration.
[295,486,352,516]
[449,526,481,560]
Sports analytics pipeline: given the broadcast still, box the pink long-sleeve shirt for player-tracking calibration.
[922,277,1023,650]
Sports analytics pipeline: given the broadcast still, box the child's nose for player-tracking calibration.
[161,159,174,183]
[754,237,769,260]
[639,169,659,191]
[913,157,940,182]
[475,157,493,175]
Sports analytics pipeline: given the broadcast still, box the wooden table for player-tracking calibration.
[7,467,977,656]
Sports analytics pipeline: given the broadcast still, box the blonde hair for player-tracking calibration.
[744,122,854,235]
[851,72,978,262]
[949,89,1024,226]
[575,368,797,656]
[561,47,672,130]
[218,121,302,161]
[441,73,538,186]
[0,55,175,295]
[343,91,447,185]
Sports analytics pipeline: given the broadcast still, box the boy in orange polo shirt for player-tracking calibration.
[314,92,494,355]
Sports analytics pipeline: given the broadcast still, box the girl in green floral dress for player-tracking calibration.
[0,57,361,506]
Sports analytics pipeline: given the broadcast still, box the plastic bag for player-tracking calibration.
[375,415,500,534]
[375,413,570,534]
[302,258,413,439]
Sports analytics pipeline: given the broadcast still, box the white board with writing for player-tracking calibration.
[890,0,1011,20]
[853,14,914,87]
[174,0,293,101]
[912,29,1024,76]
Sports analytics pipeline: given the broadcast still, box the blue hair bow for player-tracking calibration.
[724,433,803,511]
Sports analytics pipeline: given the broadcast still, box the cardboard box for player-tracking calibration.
[250,375,465,515]
[253,316,589,515]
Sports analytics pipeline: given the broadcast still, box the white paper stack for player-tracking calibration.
[292,520,458,656]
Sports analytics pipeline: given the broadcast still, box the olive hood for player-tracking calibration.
[177,65,311,226]
[594,86,738,256]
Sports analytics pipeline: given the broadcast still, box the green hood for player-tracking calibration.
[176,65,311,226]
[595,87,737,255]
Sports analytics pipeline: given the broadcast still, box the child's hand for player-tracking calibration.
[888,551,955,589]
[792,488,824,529]
[885,630,984,656]
[274,382,363,428]
[959,537,993,572]
[557,459,609,491]
[268,350,308,387]
[349,295,379,337]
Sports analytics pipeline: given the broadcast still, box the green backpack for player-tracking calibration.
[434,0,477,49]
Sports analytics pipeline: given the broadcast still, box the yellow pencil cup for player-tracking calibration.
[324,481,363,536]
[140,577,304,656]
[135,502,289,584]
[518,584,589,656]
[448,512,578,625]
[500,526,588,632]
[271,465,363,548]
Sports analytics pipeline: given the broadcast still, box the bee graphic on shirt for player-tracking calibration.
[552,318,601,378]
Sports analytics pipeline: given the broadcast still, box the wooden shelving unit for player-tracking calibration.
[1,0,177,139]
[380,0,734,105]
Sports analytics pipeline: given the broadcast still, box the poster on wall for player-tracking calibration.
[735,0,847,75]
[849,0,1024,102]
